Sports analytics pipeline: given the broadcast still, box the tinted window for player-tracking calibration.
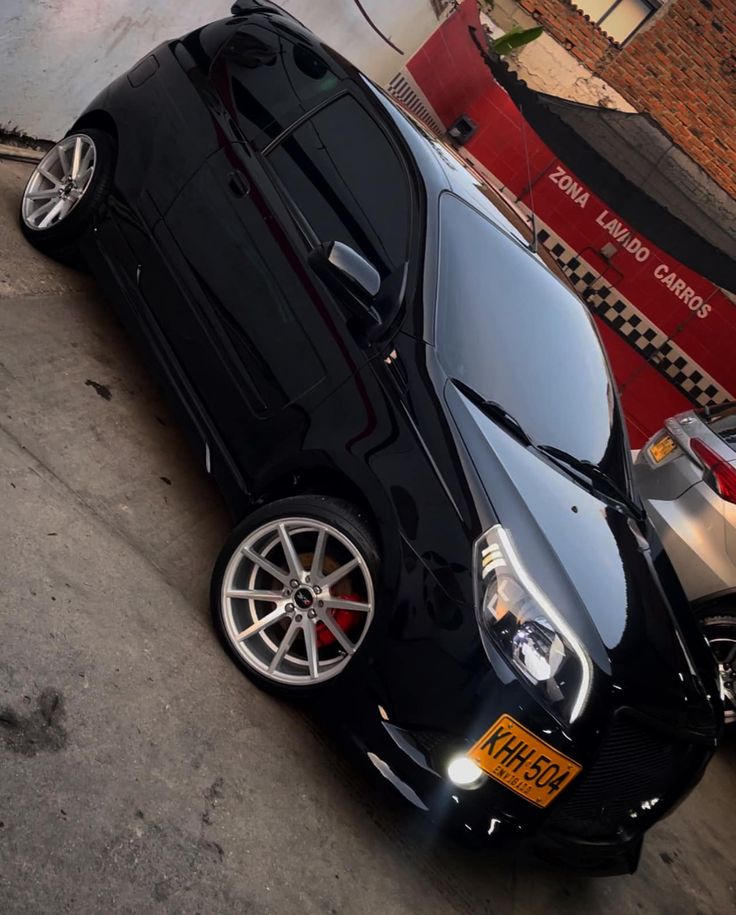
[215,24,343,144]
[162,149,327,412]
[267,95,411,277]
[436,194,628,477]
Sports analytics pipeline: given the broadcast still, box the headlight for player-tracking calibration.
[473,525,592,723]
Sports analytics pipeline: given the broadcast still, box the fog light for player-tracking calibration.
[447,755,485,789]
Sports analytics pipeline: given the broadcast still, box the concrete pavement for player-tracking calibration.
[0,157,734,914]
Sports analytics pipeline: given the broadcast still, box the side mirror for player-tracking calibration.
[308,241,382,326]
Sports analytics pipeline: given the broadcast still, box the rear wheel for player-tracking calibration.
[19,129,115,261]
[211,496,379,698]
[699,610,736,726]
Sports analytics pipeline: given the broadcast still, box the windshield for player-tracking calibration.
[435,193,630,486]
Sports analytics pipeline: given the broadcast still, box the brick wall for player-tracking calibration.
[514,0,736,198]
[515,0,613,68]
[485,0,636,108]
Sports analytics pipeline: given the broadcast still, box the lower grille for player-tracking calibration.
[547,715,692,840]
[412,729,449,755]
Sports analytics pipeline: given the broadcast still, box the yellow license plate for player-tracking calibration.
[650,434,677,463]
[468,714,582,808]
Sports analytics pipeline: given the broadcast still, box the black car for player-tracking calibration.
[20,0,722,875]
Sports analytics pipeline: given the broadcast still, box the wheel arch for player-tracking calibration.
[252,460,403,590]
[68,109,119,147]
[691,589,736,619]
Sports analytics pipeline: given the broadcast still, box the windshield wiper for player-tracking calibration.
[538,445,644,519]
[451,378,643,519]
[451,379,533,447]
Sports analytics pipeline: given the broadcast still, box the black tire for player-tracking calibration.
[698,608,736,727]
[19,128,115,263]
[210,495,382,700]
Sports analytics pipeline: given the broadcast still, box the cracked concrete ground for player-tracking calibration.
[0,157,735,914]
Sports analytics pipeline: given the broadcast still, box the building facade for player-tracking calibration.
[485,0,736,198]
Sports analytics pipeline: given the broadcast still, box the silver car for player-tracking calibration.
[635,404,736,725]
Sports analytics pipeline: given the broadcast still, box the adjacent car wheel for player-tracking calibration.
[211,496,379,697]
[699,609,736,726]
[19,129,115,261]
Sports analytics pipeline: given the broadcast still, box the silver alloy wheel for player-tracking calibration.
[709,636,736,725]
[221,517,375,685]
[21,134,96,230]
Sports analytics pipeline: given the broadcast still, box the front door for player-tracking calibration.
[148,142,341,485]
[151,31,417,488]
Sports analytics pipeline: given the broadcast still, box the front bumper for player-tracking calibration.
[324,539,721,875]
[326,689,716,876]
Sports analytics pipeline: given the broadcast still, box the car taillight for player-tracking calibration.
[690,438,736,503]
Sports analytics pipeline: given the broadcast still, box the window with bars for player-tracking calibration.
[574,0,661,44]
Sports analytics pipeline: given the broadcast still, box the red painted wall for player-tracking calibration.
[404,1,736,447]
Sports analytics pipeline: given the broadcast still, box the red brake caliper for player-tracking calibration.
[316,593,363,647]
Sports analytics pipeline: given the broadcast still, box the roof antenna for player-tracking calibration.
[519,104,538,253]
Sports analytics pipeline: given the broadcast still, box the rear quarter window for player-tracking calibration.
[212,23,344,147]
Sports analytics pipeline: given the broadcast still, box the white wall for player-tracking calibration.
[0,0,442,140]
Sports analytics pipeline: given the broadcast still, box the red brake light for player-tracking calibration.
[690,438,736,503]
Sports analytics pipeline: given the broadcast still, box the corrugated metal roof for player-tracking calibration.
[471,30,736,292]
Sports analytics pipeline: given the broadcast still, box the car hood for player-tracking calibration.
[445,382,721,738]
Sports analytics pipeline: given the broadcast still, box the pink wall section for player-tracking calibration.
[405,1,736,448]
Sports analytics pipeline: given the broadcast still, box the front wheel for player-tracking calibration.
[19,129,115,261]
[211,496,380,698]
[699,609,736,726]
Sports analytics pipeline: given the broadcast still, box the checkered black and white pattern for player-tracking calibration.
[387,72,444,136]
[536,227,731,408]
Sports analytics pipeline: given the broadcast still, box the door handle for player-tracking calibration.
[227,170,250,198]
